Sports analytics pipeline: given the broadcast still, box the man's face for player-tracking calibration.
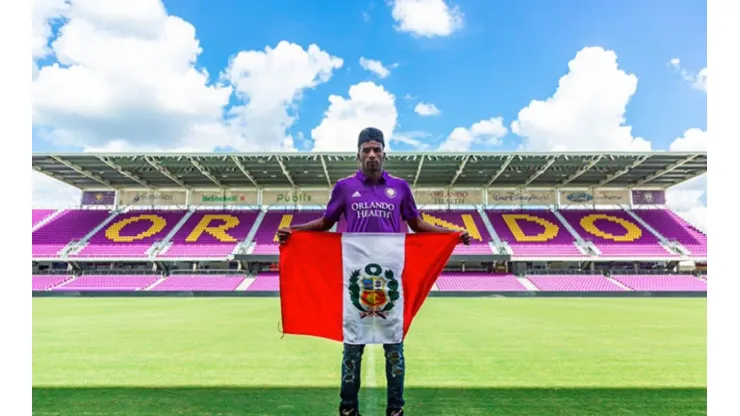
[358,141,384,172]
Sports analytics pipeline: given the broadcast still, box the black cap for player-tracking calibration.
[358,127,385,147]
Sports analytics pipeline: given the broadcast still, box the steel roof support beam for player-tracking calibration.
[597,155,649,186]
[33,166,75,186]
[560,155,602,187]
[189,157,224,188]
[229,156,260,187]
[633,154,699,187]
[662,169,707,188]
[522,156,557,187]
[144,156,189,188]
[50,155,114,188]
[319,155,332,187]
[449,155,470,187]
[412,155,425,187]
[485,155,514,187]
[276,156,296,188]
[97,156,153,189]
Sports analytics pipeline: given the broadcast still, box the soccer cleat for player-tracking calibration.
[339,407,361,416]
[386,409,404,416]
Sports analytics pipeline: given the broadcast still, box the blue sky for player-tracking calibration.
[30,0,707,227]
[32,0,707,154]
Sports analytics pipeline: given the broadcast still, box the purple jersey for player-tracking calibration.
[324,170,419,233]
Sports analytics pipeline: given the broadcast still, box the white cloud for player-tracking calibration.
[414,102,441,116]
[32,1,344,154]
[438,117,507,151]
[668,57,707,93]
[391,131,432,150]
[511,47,651,152]
[32,170,81,208]
[359,57,392,78]
[33,0,234,152]
[666,128,708,232]
[223,41,344,151]
[32,0,69,60]
[391,0,464,37]
[669,127,707,152]
[311,82,398,152]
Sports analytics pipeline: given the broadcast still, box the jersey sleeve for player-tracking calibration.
[323,182,345,223]
[400,181,420,221]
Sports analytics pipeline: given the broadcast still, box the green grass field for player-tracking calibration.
[32,297,706,415]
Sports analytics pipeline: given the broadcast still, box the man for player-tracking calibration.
[277,127,470,416]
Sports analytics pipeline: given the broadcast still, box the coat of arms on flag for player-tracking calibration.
[278,231,460,344]
[349,263,399,319]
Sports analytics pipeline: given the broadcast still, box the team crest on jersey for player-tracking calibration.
[348,263,399,319]
[385,188,397,199]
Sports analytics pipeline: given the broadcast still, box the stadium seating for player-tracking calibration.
[435,272,525,291]
[557,209,676,257]
[611,275,707,291]
[30,207,706,261]
[72,210,187,258]
[246,272,279,291]
[53,275,160,291]
[486,210,586,258]
[526,275,625,291]
[150,275,246,291]
[32,209,112,258]
[32,275,73,290]
[418,209,492,254]
[251,210,325,254]
[633,209,707,257]
[32,209,57,227]
[158,210,259,258]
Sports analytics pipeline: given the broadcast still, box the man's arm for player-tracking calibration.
[400,182,470,244]
[406,216,452,233]
[277,182,344,242]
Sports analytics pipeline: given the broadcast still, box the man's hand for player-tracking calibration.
[459,230,471,245]
[276,227,292,244]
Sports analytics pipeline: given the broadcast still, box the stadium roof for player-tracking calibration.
[31,151,707,190]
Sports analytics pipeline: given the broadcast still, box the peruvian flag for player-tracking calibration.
[279,231,460,344]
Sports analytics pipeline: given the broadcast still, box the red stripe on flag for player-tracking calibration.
[401,232,461,338]
[278,231,344,342]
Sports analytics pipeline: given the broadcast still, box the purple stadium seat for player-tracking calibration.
[32,209,57,227]
[526,275,625,291]
[633,209,707,257]
[251,210,325,255]
[486,210,586,258]
[72,210,187,258]
[32,210,112,258]
[558,210,676,257]
[246,272,279,291]
[418,210,492,254]
[53,275,160,291]
[611,275,707,291]
[157,210,259,258]
[435,272,525,291]
[32,275,73,291]
[150,275,246,291]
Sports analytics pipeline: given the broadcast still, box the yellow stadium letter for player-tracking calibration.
[421,213,482,241]
[105,215,167,243]
[502,214,559,242]
[186,214,240,242]
[273,214,294,242]
[580,214,642,242]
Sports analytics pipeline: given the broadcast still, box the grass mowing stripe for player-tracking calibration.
[32,297,706,415]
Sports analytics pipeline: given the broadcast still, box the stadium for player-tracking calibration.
[31,150,708,415]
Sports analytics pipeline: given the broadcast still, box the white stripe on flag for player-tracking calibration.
[341,233,406,345]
